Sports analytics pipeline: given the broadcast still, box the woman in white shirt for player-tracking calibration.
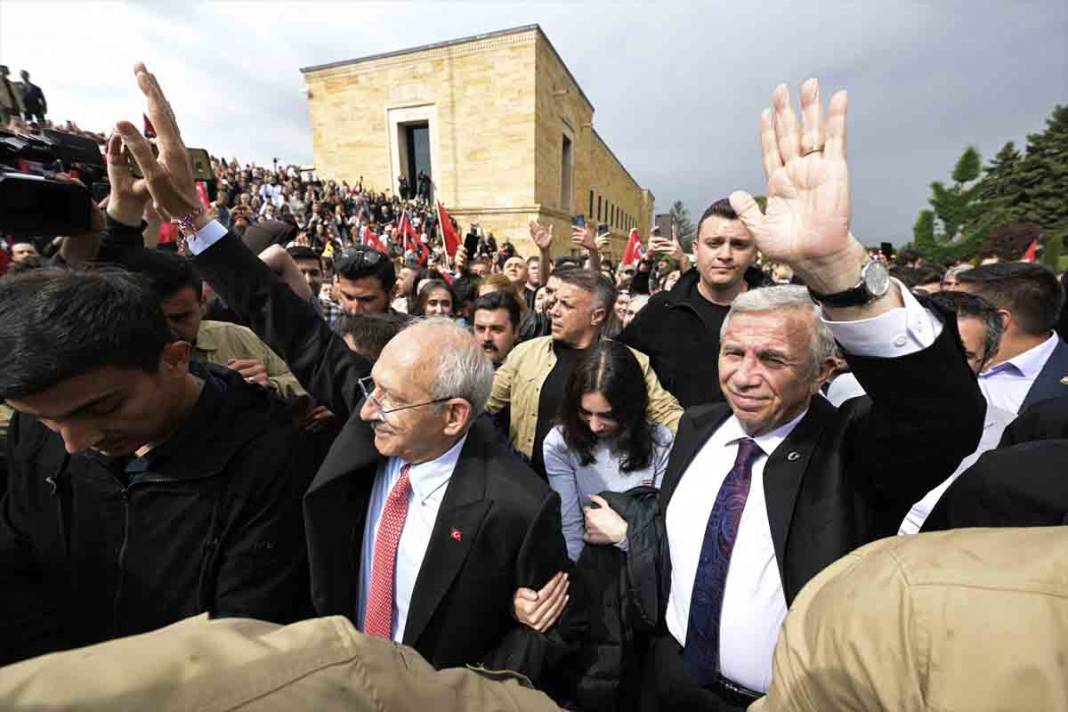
[543,340,673,561]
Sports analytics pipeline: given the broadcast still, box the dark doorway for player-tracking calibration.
[400,121,431,200]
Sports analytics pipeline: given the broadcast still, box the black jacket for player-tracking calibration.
[618,267,770,408]
[0,365,315,665]
[632,313,983,611]
[999,396,1068,446]
[922,440,1068,530]
[565,486,663,712]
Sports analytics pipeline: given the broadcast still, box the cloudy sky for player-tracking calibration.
[2,0,1065,244]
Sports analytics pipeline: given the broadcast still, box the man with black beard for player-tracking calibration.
[472,291,520,368]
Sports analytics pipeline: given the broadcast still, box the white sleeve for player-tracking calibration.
[185,219,228,256]
[823,280,944,358]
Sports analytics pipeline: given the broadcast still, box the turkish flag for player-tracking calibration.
[362,226,387,253]
[436,202,461,258]
[1021,239,1039,263]
[400,212,429,265]
[621,228,644,265]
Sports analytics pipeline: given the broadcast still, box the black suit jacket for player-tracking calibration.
[305,415,568,670]
[999,396,1068,446]
[922,440,1068,530]
[658,318,984,605]
[1020,337,1068,412]
[192,229,571,673]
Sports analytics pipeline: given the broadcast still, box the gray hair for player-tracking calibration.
[405,317,495,419]
[720,285,838,381]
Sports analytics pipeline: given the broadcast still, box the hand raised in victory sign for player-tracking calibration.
[729,79,865,296]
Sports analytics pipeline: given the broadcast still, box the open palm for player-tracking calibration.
[731,80,852,270]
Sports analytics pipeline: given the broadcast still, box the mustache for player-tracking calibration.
[481,340,498,353]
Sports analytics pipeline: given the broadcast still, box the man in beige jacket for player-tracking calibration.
[752,527,1068,712]
[0,614,559,711]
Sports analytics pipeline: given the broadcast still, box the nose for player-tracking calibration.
[731,353,763,388]
[713,241,733,261]
[359,394,381,423]
[589,417,608,434]
[54,421,99,454]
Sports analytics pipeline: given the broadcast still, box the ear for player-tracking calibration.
[814,357,838,392]
[590,306,607,328]
[441,399,473,437]
[159,340,192,377]
[996,309,1013,332]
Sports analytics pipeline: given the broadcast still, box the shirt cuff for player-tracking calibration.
[186,219,228,256]
[823,279,943,358]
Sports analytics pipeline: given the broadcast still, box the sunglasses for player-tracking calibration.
[335,248,385,273]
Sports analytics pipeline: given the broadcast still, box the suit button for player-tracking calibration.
[893,335,907,347]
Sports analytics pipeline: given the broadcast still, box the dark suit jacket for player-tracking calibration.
[1020,337,1068,412]
[192,230,571,673]
[1000,396,1068,446]
[922,440,1068,530]
[657,318,984,605]
[305,415,568,670]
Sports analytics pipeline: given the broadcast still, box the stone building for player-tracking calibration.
[301,24,653,258]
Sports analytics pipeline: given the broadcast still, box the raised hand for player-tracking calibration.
[115,63,204,228]
[571,224,599,252]
[730,79,862,293]
[104,133,150,226]
[529,220,555,251]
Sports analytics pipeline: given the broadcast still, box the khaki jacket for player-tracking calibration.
[0,614,560,711]
[487,336,682,457]
[194,320,307,403]
[752,527,1068,712]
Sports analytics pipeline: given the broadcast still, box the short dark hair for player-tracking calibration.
[338,312,409,362]
[123,249,203,301]
[0,269,173,399]
[526,255,540,265]
[695,197,738,237]
[957,262,1065,335]
[557,340,660,471]
[335,246,396,292]
[286,245,321,264]
[473,290,522,329]
[929,290,1004,368]
[554,269,616,316]
[451,275,480,308]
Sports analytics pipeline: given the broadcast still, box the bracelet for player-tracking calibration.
[175,205,205,236]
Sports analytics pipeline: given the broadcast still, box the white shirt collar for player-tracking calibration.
[982,333,1059,379]
[716,410,808,459]
[396,433,468,502]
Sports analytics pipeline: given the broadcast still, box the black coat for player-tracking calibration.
[618,267,770,409]
[637,315,983,608]
[999,396,1068,446]
[922,440,1068,530]
[305,415,569,672]
[0,366,315,665]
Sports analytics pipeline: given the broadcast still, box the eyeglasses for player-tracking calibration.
[358,376,454,417]
[335,248,386,274]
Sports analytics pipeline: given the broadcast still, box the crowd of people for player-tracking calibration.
[0,63,1066,712]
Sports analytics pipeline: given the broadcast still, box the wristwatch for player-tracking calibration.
[807,259,891,308]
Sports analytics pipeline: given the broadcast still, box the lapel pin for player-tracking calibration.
[450,528,463,542]
[1060,376,1068,385]
[786,451,801,462]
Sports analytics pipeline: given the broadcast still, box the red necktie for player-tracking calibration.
[364,464,411,638]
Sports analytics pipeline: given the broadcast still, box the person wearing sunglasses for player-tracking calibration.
[333,245,396,315]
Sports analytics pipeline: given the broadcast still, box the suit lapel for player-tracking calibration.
[659,405,732,514]
[402,432,492,647]
[761,399,832,591]
[1022,338,1068,411]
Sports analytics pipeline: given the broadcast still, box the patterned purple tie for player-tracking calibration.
[682,437,763,686]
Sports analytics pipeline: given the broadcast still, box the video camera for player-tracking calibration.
[0,128,107,236]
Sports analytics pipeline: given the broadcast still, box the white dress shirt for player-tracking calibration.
[665,282,942,693]
[978,333,1060,414]
[357,435,467,642]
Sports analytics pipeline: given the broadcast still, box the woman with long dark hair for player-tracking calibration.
[543,340,672,561]
[412,279,455,317]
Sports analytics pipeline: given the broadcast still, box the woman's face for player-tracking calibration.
[533,287,548,313]
[423,287,454,317]
[579,391,619,438]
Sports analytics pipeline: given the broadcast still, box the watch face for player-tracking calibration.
[863,261,891,297]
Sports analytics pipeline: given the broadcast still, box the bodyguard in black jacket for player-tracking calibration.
[0,271,314,665]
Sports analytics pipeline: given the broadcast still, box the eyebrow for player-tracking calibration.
[28,390,122,421]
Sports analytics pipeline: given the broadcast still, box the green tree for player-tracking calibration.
[1009,105,1068,248]
[912,146,999,262]
[668,200,696,249]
